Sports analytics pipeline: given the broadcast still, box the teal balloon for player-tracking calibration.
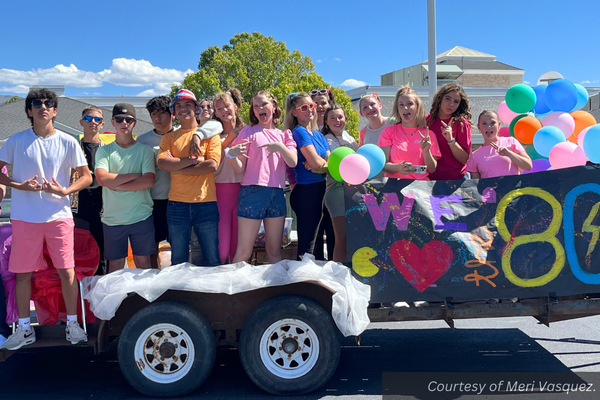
[356,144,385,179]
[572,84,589,111]
[533,126,566,158]
[509,114,528,137]
[545,79,578,112]
[582,125,600,163]
[505,84,536,113]
[525,144,546,160]
[533,85,551,114]
[328,147,355,182]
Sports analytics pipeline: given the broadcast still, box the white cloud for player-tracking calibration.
[137,82,175,97]
[523,80,530,84]
[581,80,591,84]
[316,59,322,63]
[334,58,341,62]
[341,79,367,88]
[0,59,192,94]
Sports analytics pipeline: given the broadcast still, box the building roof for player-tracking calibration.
[0,97,155,140]
[436,46,496,60]
[438,59,523,71]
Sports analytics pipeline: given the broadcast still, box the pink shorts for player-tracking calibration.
[9,218,75,274]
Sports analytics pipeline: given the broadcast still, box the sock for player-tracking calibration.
[19,318,31,331]
[67,315,78,325]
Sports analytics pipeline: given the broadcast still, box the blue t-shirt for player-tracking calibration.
[292,126,330,184]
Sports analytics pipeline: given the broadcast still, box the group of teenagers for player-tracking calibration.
[0,82,532,350]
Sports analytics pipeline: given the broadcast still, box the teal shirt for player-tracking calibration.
[95,141,155,226]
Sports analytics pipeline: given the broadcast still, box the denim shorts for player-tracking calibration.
[237,185,286,219]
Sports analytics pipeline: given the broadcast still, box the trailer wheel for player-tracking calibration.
[117,301,216,397]
[240,295,341,395]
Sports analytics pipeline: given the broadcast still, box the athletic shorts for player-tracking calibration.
[103,216,156,260]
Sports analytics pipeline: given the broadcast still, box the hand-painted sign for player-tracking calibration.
[344,166,600,302]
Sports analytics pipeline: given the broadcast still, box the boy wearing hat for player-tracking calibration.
[157,89,222,266]
[95,103,156,273]
[0,88,92,350]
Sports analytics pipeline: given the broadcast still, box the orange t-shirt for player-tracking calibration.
[158,128,221,203]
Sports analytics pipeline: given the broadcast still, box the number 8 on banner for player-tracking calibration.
[496,188,565,287]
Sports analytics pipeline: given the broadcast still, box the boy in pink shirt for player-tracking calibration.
[467,110,532,179]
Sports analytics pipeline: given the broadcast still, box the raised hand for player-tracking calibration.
[42,177,67,196]
[440,117,455,142]
[189,134,203,158]
[20,175,43,191]
[257,141,285,158]
[490,142,510,157]
[229,140,250,159]
[419,127,432,152]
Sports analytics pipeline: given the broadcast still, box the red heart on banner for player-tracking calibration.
[390,240,453,292]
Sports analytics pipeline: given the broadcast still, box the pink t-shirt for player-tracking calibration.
[426,115,472,180]
[466,137,525,178]
[233,125,297,188]
[378,124,441,180]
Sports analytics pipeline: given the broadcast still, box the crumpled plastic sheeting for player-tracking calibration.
[82,255,371,337]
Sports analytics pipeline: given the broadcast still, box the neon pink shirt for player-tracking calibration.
[233,125,297,188]
[378,124,441,180]
[426,115,472,180]
[466,137,525,178]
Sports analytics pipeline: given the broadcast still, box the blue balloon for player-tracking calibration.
[533,85,551,114]
[582,125,600,163]
[533,126,566,158]
[356,144,386,179]
[572,83,589,111]
[545,79,578,112]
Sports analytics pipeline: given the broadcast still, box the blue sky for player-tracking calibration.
[1,0,597,97]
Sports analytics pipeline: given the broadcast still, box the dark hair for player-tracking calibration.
[213,88,245,128]
[321,104,347,136]
[146,96,172,115]
[25,88,58,126]
[249,90,282,127]
[427,83,474,128]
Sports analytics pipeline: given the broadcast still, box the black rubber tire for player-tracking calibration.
[117,301,216,397]
[239,295,341,395]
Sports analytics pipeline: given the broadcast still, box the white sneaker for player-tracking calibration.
[0,325,36,350]
[66,321,88,344]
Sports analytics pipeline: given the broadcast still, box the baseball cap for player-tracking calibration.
[169,89,199,114]
[112,103,136,118]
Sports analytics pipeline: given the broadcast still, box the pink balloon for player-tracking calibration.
[339,154,370,185]
[498,101,520,125]
[542,111,575,137]
[548,142,587,169]
[577,125,595,150]
[498,127,511,137]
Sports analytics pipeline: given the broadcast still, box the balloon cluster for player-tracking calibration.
[498,78,597,173]
[328,144,386,185]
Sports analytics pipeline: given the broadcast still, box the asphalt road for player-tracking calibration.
[0,315,598,400]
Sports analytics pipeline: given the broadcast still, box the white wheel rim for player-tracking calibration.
[133,323,195,384]
[259,318,320,379]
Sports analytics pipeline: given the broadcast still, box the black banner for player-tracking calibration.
[345,166,600,303]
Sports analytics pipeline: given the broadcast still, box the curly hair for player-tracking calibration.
[391,85,425,128]
[283,92,318,131]
[249,90,282,127]
[213,88,245,128]
[25,88,58,126]
[321,104,346,136]
[427,83,474,128]
[146,96,172,115]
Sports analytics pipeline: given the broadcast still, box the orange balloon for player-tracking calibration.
[570,110,596,136]
[514,116,542,144]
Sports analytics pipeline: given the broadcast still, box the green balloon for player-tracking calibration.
[525,144,546,160]
[328,147,355,182]
[509,114,528,138]
[506,84,537,113]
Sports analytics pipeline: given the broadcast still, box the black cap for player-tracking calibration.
[112,103,136,118]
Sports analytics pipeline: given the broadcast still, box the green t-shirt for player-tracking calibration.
[95,141,155,226]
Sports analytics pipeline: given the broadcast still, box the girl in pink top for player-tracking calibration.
[229,91,297,264]
[467,110,532,179]
[378,86,441,180]
[426,83,473,180]
[213,88,245,264]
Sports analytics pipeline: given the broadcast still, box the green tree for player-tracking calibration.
[5,95,22,104]
[171,32,359,138]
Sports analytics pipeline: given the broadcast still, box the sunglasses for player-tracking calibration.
[199,104,213,110]
[114,116,135,124]
[310,89,330,96]
[83,116,103,123]
[295,103,317,112]
[32,99,56,109]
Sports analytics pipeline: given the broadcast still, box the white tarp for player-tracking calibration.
[82,255,371,337]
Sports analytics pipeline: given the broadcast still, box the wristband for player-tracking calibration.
[224,148,237,159]
[190,156,198,166]
[447,139,456,144]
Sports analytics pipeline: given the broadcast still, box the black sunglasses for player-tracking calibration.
[32,99,56,109]
[114,116,135,124]
[83,116,103,123]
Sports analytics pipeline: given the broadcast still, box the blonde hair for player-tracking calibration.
[213,88,244,128]
[81,105,103,118]
[249,90,282,127]
[391,86,425,127]
[283,92,318,131]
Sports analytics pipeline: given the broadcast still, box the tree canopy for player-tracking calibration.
[5,95,22,104]
[171,32,359,137]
